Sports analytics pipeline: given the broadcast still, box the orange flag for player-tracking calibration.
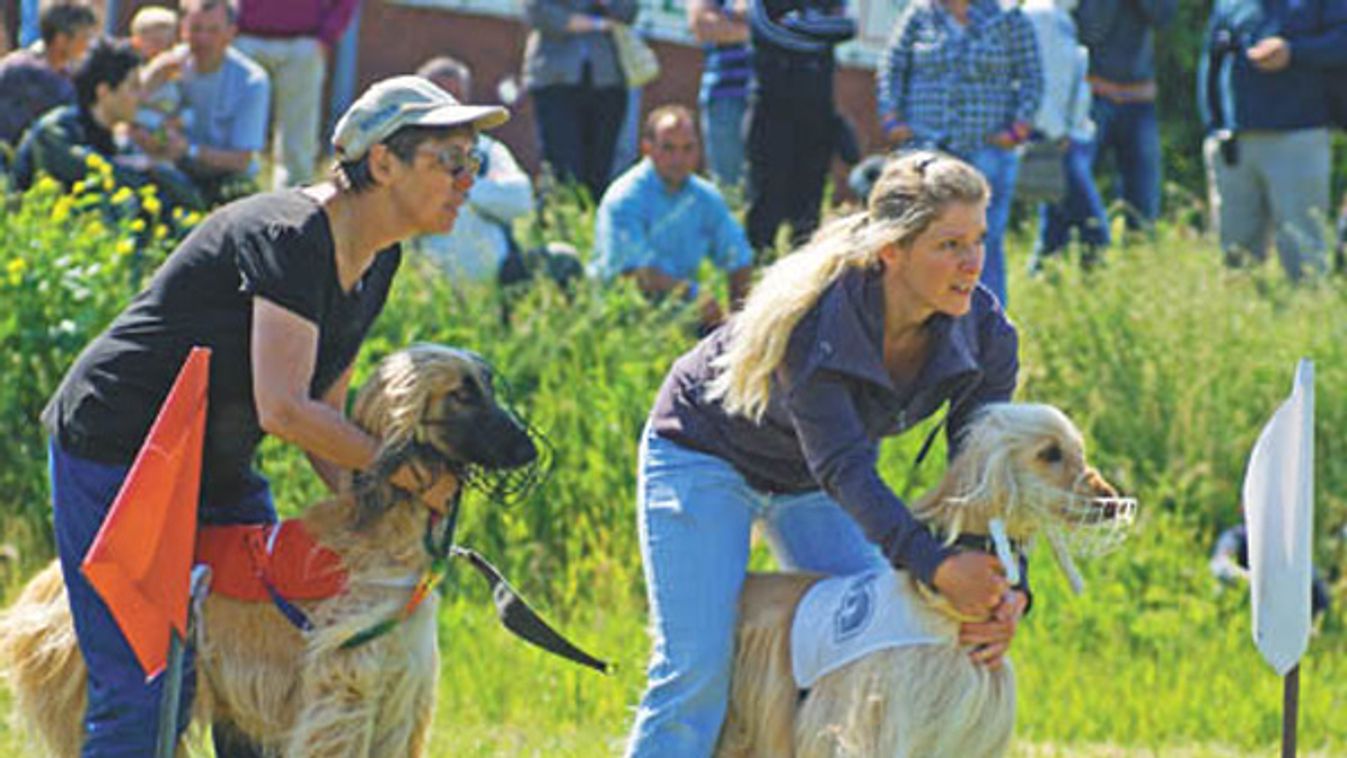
[83,347,210,681]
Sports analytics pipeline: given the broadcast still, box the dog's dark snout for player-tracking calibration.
[479,408,537,469]
[504,427,538,468]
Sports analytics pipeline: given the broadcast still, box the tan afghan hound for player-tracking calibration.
[716,403,1136,758]
[0,344,540,757]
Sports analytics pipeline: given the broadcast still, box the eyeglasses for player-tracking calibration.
[417,144,485,179]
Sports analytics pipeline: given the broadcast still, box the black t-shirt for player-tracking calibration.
[42,189,401,508]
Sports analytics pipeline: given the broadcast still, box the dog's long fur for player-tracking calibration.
[0,344,537,757]
[716,403,1126,758]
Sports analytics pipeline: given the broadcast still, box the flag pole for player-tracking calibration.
[1282,664,1299,758]
[155,630,186,758]
[155,565,212,758]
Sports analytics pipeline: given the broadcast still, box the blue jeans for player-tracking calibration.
[1090,98,1161,228]
[1034,138,1111,265]
[624,431,886,758]
[700,96,748,189]
[967,145,1020,308]
[49,442,274,757]
[611,86,644,183]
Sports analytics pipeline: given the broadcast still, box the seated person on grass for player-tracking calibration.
[592,104,753,332]
[1211,522,1332,622]
[407,55,535,286]
[0,2,97,161]
[140,0,269,205]
[12,37,202,210]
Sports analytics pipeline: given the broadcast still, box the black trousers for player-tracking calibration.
[531,78,627,202]
[745,93,836,255]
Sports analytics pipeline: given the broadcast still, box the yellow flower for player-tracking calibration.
[154,224,169,240]
[50,196,73,223]
[183,211,202,227]
[101,175,115,192]
[32,176,61,196]
[143,195,163,217]
[85,152,109,172]
[6,259,26,286]
[138,183,158,198]
[172,206,185,221]
[115,238,136,257]
[84,220,106,239]
[129,218,147,233]
[110,186,134,205]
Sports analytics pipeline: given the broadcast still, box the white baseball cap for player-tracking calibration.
[332,75,509,162]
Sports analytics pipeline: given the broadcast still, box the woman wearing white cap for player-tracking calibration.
[38,75,507,757]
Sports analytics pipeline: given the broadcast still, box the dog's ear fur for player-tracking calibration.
[912,406,1020,540]
[347,344,474,528]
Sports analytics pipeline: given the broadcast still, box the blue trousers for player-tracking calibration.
[1033,138,1111,266]
[49,442,274,757]
[624,430,885,757]
[967,144,1021,308]
[1091,98,1162,228]
[700,95,748,189]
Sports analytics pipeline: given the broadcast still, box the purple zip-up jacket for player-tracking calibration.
[649,265,1019,585]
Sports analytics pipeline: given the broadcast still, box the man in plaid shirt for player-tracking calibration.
[877,0,1043,306]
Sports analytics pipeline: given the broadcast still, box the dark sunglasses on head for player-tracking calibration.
[418,144,486,179]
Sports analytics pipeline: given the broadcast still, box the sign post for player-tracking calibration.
[1241,359,1314,757]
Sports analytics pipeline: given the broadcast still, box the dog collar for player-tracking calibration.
[950,532,1021,556]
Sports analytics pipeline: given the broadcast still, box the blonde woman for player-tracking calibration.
[626,151,1028,757]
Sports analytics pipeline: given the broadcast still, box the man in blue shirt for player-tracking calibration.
[594,104,754,330]
[1198,0,1347,280]
[140,0,269,205]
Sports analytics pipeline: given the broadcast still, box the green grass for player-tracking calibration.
[2,180,1345,755]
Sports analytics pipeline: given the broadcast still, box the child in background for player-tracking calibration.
[130,6,186,144]
[130,6,178,59]
[1022,0,1110,272]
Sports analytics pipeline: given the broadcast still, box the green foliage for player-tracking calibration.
[0,169,192,535]
[1,185,1345,755]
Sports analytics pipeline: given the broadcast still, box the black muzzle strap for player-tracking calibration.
[451,546,611,674]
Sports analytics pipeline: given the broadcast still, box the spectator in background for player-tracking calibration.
[593,104,753,333]
[523,0,638,202]
[745,0,855,258]
[1197,0,1347,281]
[0,2,97,150]
[1211,524,1331,621]
[687,0,751,190]
[1022,0,1109,272]
[1074,0,1175,230]
[129,5,178,59]
[12,37,200,209]
[877,0,1043,306]
[141,0,269,206]
[233,0,360,189]
[408,55,535,286]
[127,6,187,168]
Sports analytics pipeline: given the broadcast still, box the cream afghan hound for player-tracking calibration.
[716,403,1136,758]
[0,344,540,757]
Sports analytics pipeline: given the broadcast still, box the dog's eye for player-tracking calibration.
[1038,443,1063,463]
[447,384,479,405]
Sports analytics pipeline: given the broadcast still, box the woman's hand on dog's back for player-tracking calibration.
[931,551,1010,619]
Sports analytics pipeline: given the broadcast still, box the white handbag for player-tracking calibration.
[611,23,660,88]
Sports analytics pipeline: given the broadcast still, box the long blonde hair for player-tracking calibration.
[708,151,989,422]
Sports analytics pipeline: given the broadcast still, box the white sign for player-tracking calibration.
[390,0,911,68]
[1241,359,1314,676]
